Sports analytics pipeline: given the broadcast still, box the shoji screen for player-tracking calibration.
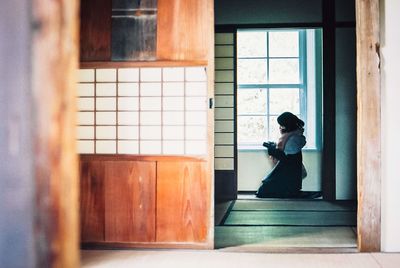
[77,66,208,155]
[214,33,235,171]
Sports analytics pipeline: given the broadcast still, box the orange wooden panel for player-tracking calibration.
[80,0,111,61]
[157,0,210,61]
[156,161,210,242]
[80,160,105,242]
[104,161,156,242]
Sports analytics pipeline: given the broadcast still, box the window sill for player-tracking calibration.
[237,146,321,152]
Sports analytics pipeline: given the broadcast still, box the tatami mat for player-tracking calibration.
[232,199,357,211]
[224,210,356,226]
[215,226,357,250]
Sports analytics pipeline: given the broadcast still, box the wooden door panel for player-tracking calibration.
[80,160,105,242]
[80,0,111,61]
[104,161,156,242]
[157,0,209,60]
[156,161,209,242]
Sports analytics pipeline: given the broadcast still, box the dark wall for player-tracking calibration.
[215,0,322,25]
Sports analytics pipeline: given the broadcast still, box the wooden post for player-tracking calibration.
[32,0,80,266]
[356,0,381,252]
[0,0,80,267]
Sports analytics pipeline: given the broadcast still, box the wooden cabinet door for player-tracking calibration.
[104,161,156,242]
[80,160,105,242]
[156,161,210,242]
[80,0,111,61]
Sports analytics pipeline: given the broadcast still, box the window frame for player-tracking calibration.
[237,29,308,149]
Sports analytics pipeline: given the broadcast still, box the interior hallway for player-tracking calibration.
[81,250,400,268]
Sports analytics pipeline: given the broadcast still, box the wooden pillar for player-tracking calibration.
[0,0,80,267]
[356,0,381,252]
[322,0,336,200]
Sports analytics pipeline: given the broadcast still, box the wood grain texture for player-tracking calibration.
[32,0,80,266]
[157,0,209,60]
[105,161,156,242]
[156,161,210,242]
[356,0,381,252]
[80,60,207,68]
[80,160,105,242]
[80,0,112,61]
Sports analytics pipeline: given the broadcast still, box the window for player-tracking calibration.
[237,29,322,149]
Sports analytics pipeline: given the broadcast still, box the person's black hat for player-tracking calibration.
[277,112,304,132]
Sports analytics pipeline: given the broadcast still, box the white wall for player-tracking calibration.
[238,151,322,191]
[381,0,400,252]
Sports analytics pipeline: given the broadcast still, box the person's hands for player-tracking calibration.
[262,141,276,149]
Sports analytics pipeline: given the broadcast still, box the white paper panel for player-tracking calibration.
[96,112,116,125]
[77,140,94,154]
[185,82,207,96]
[78,98,94,111]
[215,133,234,145]
[163,141,184,155]
[96,140,116,154]
[185,67,207,81]
[140,126,161,139]
[215,146,234,157]
[215,45,234,57]
[118,140,139,154]
[185,140,207,155]
[78,112,94,125]
[186,97,207,110]
[215,70,234,83]
[214,158,234,170]
[96,83,116,96]
[215,121,234,132]
[163,97,184,111]
[215,58,234,69]
[215,83,234,95]
[163,67,184,81]
[163,111,184,125]
[77,83,95,96]
[96,69,116,82]
[118,126,139,139]
[96,126,116,139]
[140,97,161,111]
[140,82,162,96]
[186,111,207,125]
[118,97,139,111]
[118,83,139,96]
[215,96,234,107]
[186,126,206,140]
[215,108,234,120]
[215,33,234,45]
[77,126,94,140]
[118,68,139,82]
[140,141,161,154]
[78,69,95,82]
[163,126,184,140]
[163,82,184,96]
[118,111,139,125]
[140,68,161,82]
[96,98,116,111]
[140,111,161,125]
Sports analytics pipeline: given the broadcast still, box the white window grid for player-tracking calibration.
[77,67,208,155]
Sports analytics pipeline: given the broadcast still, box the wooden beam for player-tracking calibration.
[32,0,80,266]
[322,0,336,201]
[356,0,381,252]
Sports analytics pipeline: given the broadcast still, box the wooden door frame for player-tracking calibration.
[355,0,381,252]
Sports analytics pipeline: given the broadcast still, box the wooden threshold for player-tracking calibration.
[80,60,208,69]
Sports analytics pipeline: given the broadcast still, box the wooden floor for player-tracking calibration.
[215,197,357,252]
